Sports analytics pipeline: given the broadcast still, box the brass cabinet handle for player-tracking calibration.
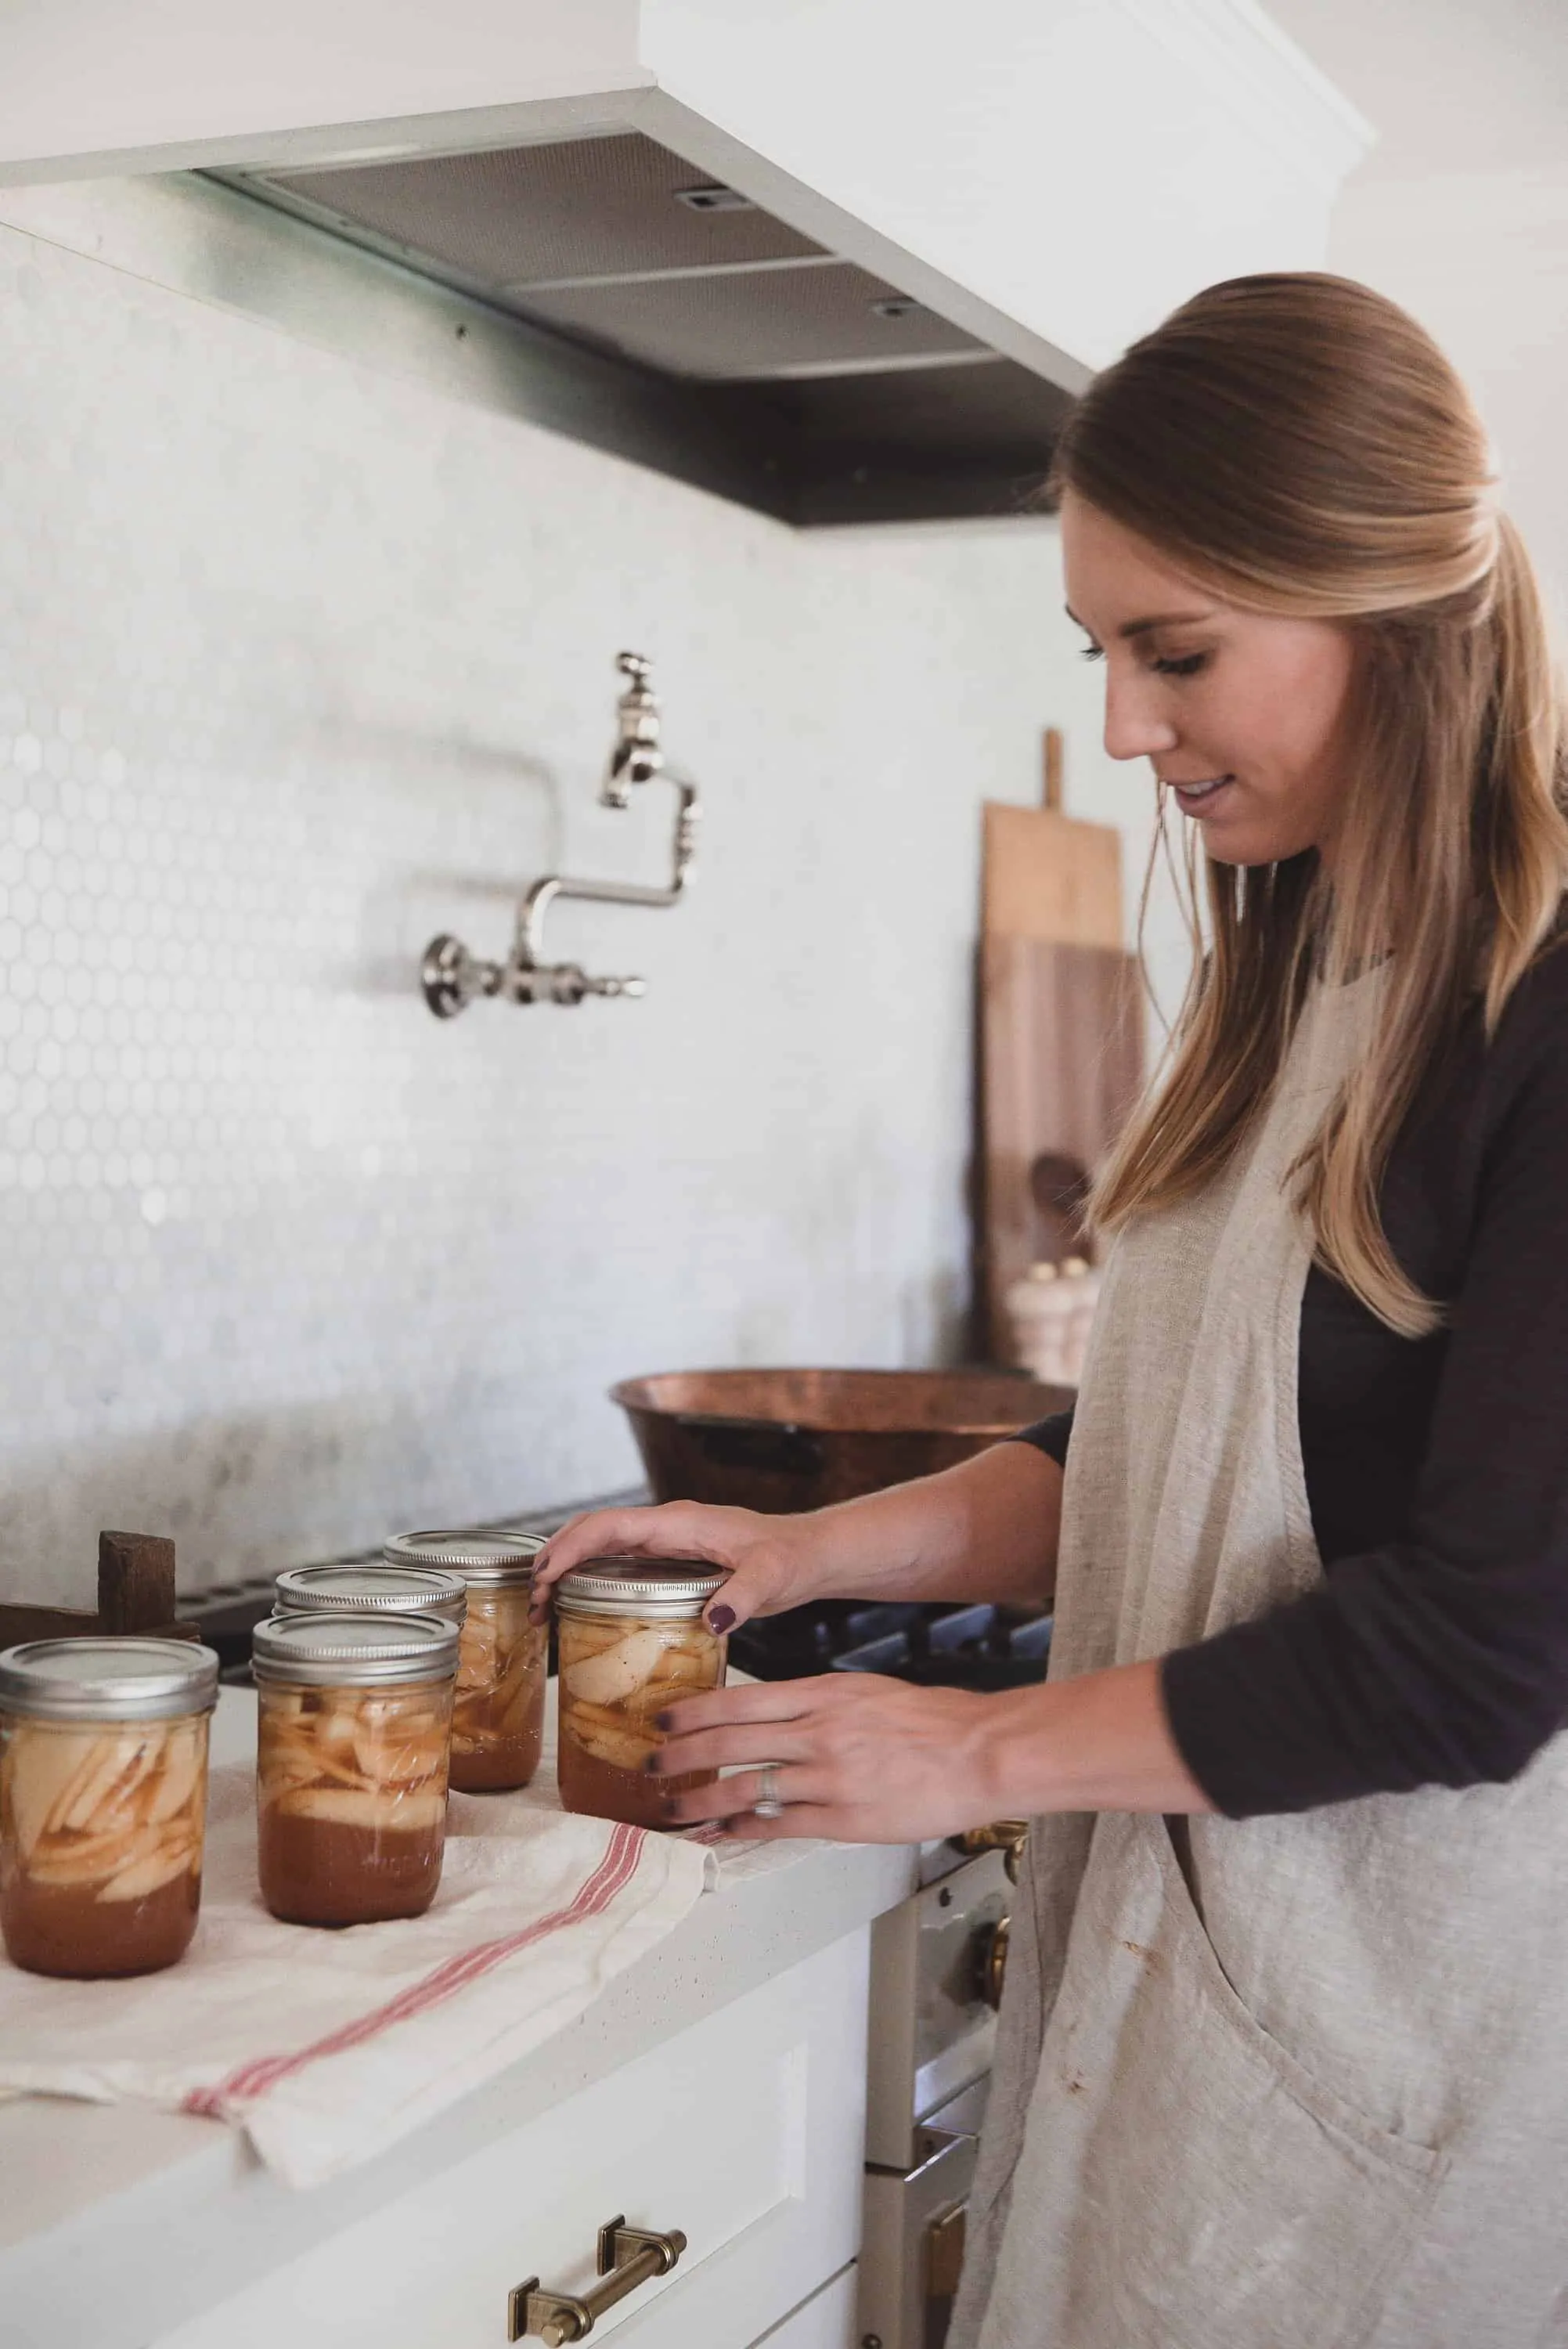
[510,2215,687,2344]
[951,1820,1029,1883]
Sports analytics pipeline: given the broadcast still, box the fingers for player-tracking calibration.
[647,1720,812,1774]
[738,1803,841,1843]
[654,1679,829,1736]
[533,1503,703,1586]
[654,1672,964,1845]
[663,1764,824,1826]
[531,1500,801,1633]
[529,1501,742,1620]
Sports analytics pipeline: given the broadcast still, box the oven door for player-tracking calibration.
[864,1849,1010,2170]
[859,2083,987,2349]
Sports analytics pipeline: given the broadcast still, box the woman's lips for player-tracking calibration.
[1166,774,1235,814]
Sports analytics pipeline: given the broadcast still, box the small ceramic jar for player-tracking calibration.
[0,1636,219,1979]
[384,1532,548,1794]
[252,1611,458,1927]
[554,1560,730,1829]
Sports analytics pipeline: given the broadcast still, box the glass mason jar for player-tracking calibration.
[272,1560,469,1628]
[252,1612,458,1928]
[0,1636,220,1979]
[554,1561,730,1829]
[384,1532,548,1794]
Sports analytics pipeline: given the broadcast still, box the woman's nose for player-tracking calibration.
[1101,670,1178,764]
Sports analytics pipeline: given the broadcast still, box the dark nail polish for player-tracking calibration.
[642,1753,661,1774]
[661,1799,679,1822]
[654,1711,674,1733]
[707,1604,736,1634]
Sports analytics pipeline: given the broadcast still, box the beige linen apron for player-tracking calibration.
[951,976,1568,2349]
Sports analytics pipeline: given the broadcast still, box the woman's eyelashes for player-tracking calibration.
[1076,643,1209,679]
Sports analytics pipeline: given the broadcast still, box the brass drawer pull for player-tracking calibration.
[951,1820,1029,1883]
[510,2215,687,2344]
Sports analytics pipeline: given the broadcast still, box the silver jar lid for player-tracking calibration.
[274,1561,469,1622]
[555,1558,730,1622]
[252,1611,460,1688]
[0,1636,221,1723]
[382,1530,545,1589]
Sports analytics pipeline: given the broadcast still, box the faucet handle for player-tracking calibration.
[536,964,647,1006]
[422,933,501,1019]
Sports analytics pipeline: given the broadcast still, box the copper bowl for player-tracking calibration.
[610,1367,1072,1515]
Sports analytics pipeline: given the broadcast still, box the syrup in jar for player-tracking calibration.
[0,1636,219,1979]
[384,1532,548,1794]
[554,1561,730,1829]
[252,1612,457,1927]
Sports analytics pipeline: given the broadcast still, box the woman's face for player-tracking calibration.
[1059,489,1358,869]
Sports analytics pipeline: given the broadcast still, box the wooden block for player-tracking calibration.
[98,1531,179,1636]
[982,803,1123,947]
[0,1528,201,1651]
[0,1603,99,1649]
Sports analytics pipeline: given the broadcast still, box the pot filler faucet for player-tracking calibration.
[420,651,701,1015]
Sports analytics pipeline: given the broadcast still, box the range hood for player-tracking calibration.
[0,5,1371,531]
[219,131,1075,528]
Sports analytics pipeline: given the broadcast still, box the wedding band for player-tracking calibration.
[754,1764,785,1820]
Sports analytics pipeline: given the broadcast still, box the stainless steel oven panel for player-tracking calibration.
[865,1849,1009,2170]
[860,2125,979,2349]
[918,1835,967,1887]
[922,2072,992,2140]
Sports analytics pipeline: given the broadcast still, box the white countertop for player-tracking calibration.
[0,1687,917,2347]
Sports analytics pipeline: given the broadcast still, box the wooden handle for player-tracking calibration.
[0,1603,98,1647]
[1042,728,1065,813]
[98,1531,179,1635]
[0,1530,198,1651]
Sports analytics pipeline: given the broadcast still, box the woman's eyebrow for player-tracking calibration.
[1065,604,1216,637]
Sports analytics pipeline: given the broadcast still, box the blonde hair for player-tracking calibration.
[1054,272,1568,1337]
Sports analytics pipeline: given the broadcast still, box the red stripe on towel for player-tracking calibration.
[182,1819,645,2119]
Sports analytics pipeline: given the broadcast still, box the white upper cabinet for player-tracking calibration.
[0,0,1372,381]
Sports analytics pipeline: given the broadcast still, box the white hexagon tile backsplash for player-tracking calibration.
[0,199,1075,1611]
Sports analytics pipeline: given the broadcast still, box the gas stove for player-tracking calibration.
[730,1598,1051,1691]
[188,1500,1053,1698]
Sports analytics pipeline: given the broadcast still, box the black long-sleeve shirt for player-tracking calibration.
[1015,940,1568,1818]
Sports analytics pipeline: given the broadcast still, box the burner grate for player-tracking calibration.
[730,1600,1051,1691]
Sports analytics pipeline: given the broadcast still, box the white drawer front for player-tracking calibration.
[158,1927,870,2349]
[748,2264,858,2349]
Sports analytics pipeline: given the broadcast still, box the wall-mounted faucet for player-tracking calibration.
[421,651,701,1016]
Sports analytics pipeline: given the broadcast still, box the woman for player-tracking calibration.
[534,274,1568,2347]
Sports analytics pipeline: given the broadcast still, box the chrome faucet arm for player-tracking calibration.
[513,774,701,970]
[420,651,699,1018]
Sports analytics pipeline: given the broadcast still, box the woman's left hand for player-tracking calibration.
[647,1672,1009,1844]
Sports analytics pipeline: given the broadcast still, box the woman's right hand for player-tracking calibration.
[528,1499,824,1634]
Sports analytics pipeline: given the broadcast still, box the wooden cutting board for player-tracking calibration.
[982,732,1124,948]
[979,731,1145,1359]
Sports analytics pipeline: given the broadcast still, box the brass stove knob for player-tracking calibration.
[973,1913,1011,2011]
[950,1819,1029,1882]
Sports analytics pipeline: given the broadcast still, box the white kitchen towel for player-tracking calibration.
[0,1759,711,2188]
